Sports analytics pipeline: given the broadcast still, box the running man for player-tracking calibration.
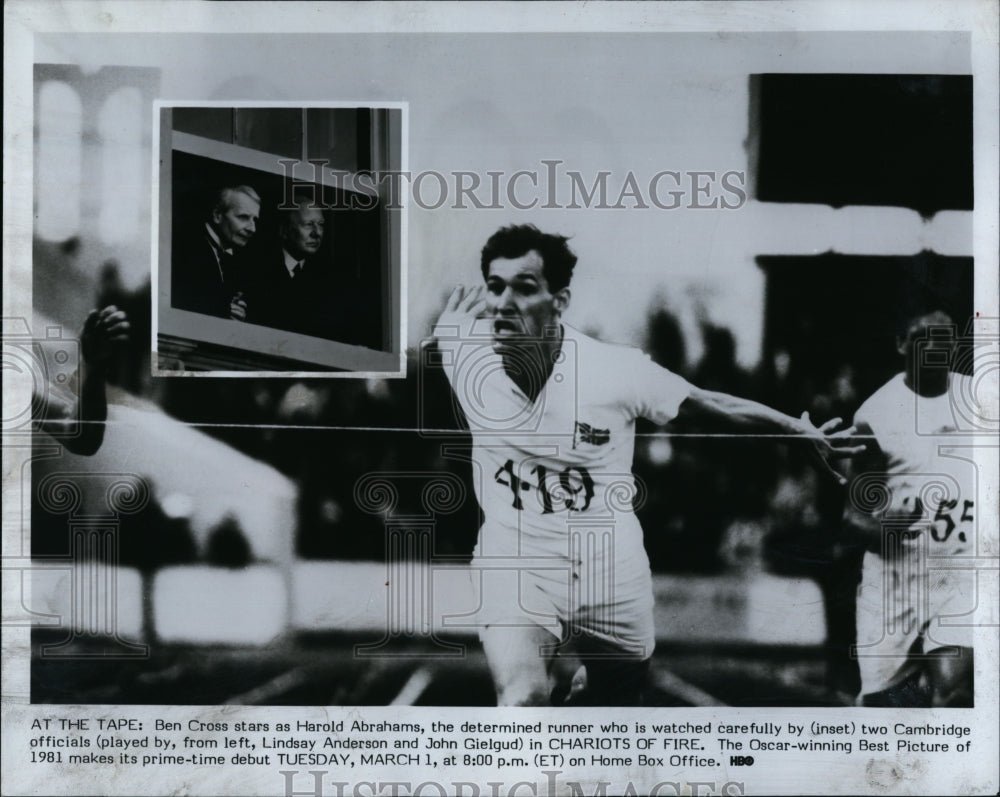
[844,311,977,707]
[432,224,860,706]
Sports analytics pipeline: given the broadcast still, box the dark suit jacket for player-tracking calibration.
[171,227,243,319]
[244,247,373,345]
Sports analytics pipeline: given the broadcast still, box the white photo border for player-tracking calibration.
[3,3,998,797]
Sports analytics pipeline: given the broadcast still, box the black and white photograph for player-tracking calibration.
[155,103,405,375]
[3,2,998,796]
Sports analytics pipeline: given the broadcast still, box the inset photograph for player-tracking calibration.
[153,103,405,375]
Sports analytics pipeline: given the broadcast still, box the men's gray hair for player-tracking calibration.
[213,184,261,215]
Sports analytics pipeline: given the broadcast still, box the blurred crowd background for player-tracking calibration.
[32,252,876,694]
[33,248,865,577]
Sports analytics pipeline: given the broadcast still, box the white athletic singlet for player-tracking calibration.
[438,324,691,657]
[852,372,978,696]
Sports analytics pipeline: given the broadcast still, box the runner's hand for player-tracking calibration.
[81,306,130,370]
[800,411,866,486]
[432,284,488,342]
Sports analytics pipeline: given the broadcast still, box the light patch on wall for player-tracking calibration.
[98,86,143,244]
[36,81,82,241]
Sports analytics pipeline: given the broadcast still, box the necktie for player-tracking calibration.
[291,262,303,278]
[219,251,234,283]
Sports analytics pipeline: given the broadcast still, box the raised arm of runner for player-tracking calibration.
[677,387,865,485]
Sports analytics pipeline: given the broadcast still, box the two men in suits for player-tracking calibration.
[171,184,261,319]
[173,183,376,347]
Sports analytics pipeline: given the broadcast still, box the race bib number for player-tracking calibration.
[493,458,595,513]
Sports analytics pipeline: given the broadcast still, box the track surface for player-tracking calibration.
[31,632,841,707]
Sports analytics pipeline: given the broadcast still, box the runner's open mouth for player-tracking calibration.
[493,318,521,335]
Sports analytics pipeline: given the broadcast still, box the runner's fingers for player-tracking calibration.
[470,298,489,318]
[817,416,844,434]
[831,444,868,457]
[460,284,484,312]
[811,448,848,486]
[104,320,130,335]
[445,284,464,312]
[828,424,858,438]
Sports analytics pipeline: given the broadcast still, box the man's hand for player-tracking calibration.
[432,284,487,342]
[800,410,866,486]
[39,305,127,455]
[230,291,248,321]
[81,306,130,371]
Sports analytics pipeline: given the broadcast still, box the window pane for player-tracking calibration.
[306,108,361,172]
[173,107,233,143]
[98,87,144,244]
[234,107,302,160]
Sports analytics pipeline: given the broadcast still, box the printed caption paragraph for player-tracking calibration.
[25,714,977,770]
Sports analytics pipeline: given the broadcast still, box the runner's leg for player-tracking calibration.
[481,623,561,706]
[926,645,974,707]
[564,635,650,706]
